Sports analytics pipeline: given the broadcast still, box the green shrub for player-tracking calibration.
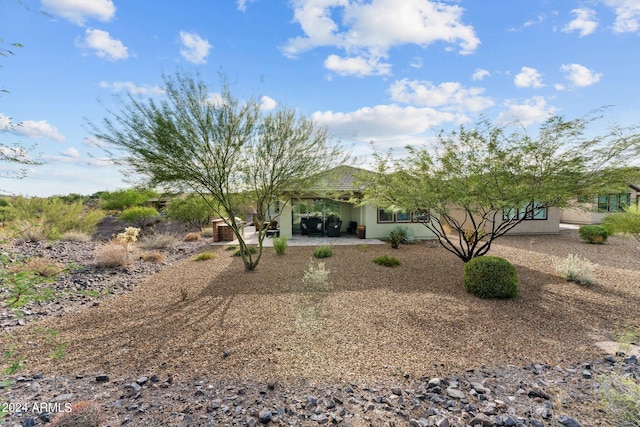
[6,196,104,240]
[273,236,288,255]
[373,255,400,267]
[233,246,257,257]
[463,256,518,299]
[389,230,403,249]
[194,252,216,261]
[98,188,158,211]
[165,194,218,229]
[119,206,160,229]
[579,224,609,244]
[313,245,333,258]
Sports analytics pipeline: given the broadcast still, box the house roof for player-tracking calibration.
[308,165,372,192]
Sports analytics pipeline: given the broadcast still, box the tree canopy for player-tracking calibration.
[361,114,640,262]
[91,71,347,270]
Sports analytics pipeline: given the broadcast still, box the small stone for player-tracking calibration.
[310,413,329,424]
[445,387,466,400]
[391,387,402,396]
[258,408,272,424]
[582,370,593,379]
[22,418,36,427]
[428,378,441,388]
[223,349,231,358]
[96,374,109,382]
[558,415,583,427]
[267,380,276,390]
[136,376,148,385]
[527,389,550,400]
[54,393,73,402]
[410,419,428,427]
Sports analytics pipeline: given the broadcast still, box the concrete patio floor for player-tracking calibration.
[210,226,385,247]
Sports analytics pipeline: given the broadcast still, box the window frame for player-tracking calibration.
[503,202,548,221]
[597,193,630,213]
[376,208,430,224]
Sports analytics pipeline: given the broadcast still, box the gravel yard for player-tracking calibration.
[1,228,639,426]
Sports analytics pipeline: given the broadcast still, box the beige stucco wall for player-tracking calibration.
[359,205,436,240]
[444,207,560,235]
[559,205,606,225]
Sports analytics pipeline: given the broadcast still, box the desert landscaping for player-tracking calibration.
[1,225,640,426]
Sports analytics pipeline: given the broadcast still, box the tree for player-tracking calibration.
[603,205,640,243]
[91,71,346,271]
[361,115,640,262]
[98,188,159,212]
[166,194,220,230]
[1,118,42,188]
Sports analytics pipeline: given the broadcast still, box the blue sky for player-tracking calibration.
[1,0,640,197]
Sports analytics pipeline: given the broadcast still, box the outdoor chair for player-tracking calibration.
[307,217,324,237]
[265,220,279,238]
[347,221,358,234]
[327,220,342,237]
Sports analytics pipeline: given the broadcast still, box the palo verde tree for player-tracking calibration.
[361,114,640,262]
[91,71,346,271]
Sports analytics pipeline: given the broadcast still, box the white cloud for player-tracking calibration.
[604,0,640,33]
[99,81,165,96]
[284,0,479,76]
[561,63,602,87]
[514,67,544,88]
[42,0,115,26]
[260,96,277,111]
[324,53,391,77]
[409,56,423,69]
[563,8,598,37]
[237,0,255,12]
[0,113,12,130]
[179,31,212,64]
[495,97,557,127]
[388,79,494,113]
[79,29,129,61]
[472,68,490,81]
[311,104,457,143]
[61,147,80,158]
[11,119,66,142]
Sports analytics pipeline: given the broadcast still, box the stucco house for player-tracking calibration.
[271,166,560,240]
[560,184,640,225]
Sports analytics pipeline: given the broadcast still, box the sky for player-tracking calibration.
[1,0,640,197]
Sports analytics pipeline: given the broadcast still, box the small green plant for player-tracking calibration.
[553,253,596,285]
[579,224,609,244]
[463,256,518,299]
[313,245,333,258]
[390,225,416,248]
[389,230,403,249]
[50,400,104,427]
[2,339,26,375]
[225,245,238,251]
[373,255,400,267]
[35,327,68,360]
[233,246,257,257]
[194,251,217,261]
[273,236,288,255]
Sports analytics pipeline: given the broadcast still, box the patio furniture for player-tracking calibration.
[307,217,324,237]
[265,220,279,238]
[327,220,342,237]
[347,221,358,234]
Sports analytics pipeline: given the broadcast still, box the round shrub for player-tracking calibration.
[313,245,333,258]
[578,224,609,244]
[463,256,518,299]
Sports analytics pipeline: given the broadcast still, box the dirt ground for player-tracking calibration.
[10,229,640,385]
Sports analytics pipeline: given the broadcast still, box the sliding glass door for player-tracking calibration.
[292,198,341,234]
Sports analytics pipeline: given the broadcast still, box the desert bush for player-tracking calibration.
[60,231,92,242]
[50,400,104,427]
[115,227,140,249]
[139,233,178,250]
[118,207,160,229]
[553,253,596,285]
[98,188,158,211]
[603,205,640,243]
[313,245,333,258]
[184,232,202,242]
[200,227,214,238]
[141,251,166,264]
[233,246,257,257]
[10,257,65,278]
[389,230,403,249]
[6,196,104,239]
[10,219,48,241]
[165,194,218,229]
[302,261,330,291]
[579,224,609,244]
[373,255,400,267]
[273,236,288,255]
[463,256,518,299]
[94,241,130,267]
[194,252,216,261]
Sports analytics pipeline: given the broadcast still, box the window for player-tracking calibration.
[377,208,429,223]
[597,193,630,213]
[503,202,547,221]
